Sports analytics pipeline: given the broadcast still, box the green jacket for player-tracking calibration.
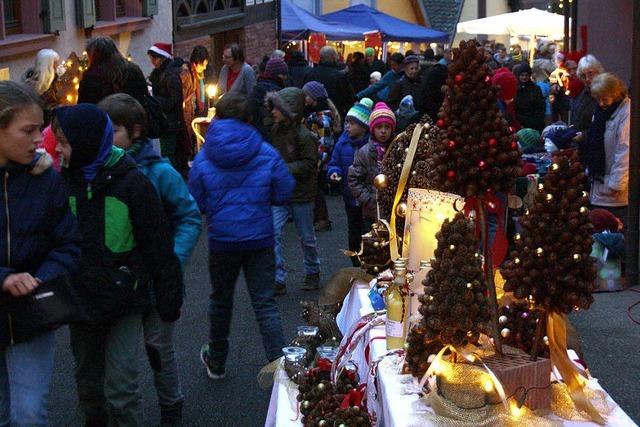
[267,87,318,203]
[64,147,183,322]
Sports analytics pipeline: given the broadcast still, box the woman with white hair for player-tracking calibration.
[21,49,64,110]
[571,54,605,133]
[582,72,630,221]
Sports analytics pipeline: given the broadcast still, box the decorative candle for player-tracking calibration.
[402,189,459,272]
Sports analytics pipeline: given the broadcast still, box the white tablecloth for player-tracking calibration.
[266,283,638,427]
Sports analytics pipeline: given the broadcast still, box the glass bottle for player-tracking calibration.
[386,260,410,349]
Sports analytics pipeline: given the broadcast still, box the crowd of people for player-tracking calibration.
[0,35,630,426]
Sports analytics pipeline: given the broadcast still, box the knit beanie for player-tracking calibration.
[215,92,249,121]
[401,55,420,68]
[492,67,517,101]
[365,47,376,57]
[397,95,416,116]
[369,102,396,133]
[302,81,328,101]
[516,128,542,154]
[369,71,381,82]
[54,103,113,180]
[264,57,288,79]
[346,98,373,128]
[514,62,532,77]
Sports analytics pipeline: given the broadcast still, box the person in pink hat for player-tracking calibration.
[348,102,396,223]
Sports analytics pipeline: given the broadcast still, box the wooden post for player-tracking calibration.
[477,202,503,355]
[626,0,640,288]
[530,310,546,361]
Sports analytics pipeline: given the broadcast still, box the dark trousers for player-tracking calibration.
[345,202,366,267]
[314,173,330,224]
[208,247,285,362]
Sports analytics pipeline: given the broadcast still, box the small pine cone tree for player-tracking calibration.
[425,40,521,197]
[498,302,549,358]
[501,150,596,313]
[297,368,371,427]
[405,213,491,377]
[378,116,439,236]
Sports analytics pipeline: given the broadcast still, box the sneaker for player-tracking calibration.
[274,282,287,296]
[200,344,226,380]
[314,220,332,232]
[301,272,321,291]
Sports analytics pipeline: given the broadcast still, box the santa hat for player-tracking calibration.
[148,42,173,59]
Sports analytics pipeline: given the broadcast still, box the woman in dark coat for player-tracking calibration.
[513,63,546,132]
[78,37,148,106]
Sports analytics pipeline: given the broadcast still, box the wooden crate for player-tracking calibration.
[479,349,551,411]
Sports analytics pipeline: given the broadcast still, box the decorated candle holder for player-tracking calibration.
[402,188,459,272]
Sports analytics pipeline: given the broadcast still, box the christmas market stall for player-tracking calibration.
[265,40,637,427]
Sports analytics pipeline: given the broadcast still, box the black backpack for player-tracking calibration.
[142,94,167,139]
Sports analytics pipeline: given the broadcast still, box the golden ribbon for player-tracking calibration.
[389,124,424,261]
[419,344,510,412]
[547,312,606,425]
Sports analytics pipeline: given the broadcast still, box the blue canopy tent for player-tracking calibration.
[281,0,371,41]
[322,4,449,43]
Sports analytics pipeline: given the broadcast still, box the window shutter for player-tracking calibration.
[76,0,96,28]
[43,0,67,33]
[142,0,158,16]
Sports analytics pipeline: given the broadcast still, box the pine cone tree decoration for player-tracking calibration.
[425,40,521,197]
[378,116,439,236]
[498,302,549,358]
[501,151,596,313]
[405,213,492,377]
[296,368,371,426]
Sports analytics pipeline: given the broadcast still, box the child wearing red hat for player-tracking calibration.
[348,102,396,222]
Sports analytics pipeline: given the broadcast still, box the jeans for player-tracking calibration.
[272,203,321,284]
[0,331,55,427]
[70,314,143,426]
[208,247,285,362]
[314,174,330,224]
[143,309,183,408]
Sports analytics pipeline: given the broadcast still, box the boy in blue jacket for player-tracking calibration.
[98,93,201,426]
[327,98,372,266]
[188,93,295,380]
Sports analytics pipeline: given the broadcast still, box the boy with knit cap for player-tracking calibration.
[348,102,396,222]
[53,104,183,425]
[301,80,341,233]
[328,98,373,266]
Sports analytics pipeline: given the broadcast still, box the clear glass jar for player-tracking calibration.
[282,346,307,384]
[315,345,338,365]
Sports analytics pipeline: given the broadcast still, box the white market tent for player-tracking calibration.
[456,8,566,39]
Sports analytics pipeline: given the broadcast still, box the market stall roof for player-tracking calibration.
[456,8,566,38]
[281,0,370,41]
[322,4,449,42]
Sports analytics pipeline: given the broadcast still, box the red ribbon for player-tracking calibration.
[339,384,367,409]
[364,336,386,365]
[464,195,508,269]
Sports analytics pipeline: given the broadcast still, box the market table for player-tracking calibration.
[265,282,638,426]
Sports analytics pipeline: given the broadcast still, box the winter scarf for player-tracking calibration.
[584,99,622,180]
